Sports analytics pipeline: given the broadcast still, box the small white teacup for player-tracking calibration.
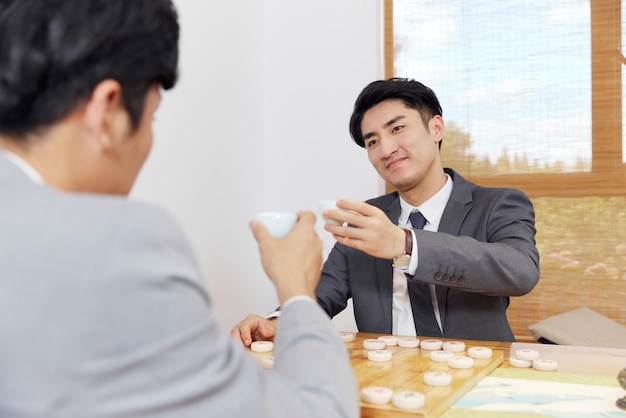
[319,200,343,225]
[255,212,297,238]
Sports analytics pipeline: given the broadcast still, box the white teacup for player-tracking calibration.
[255,212,297,238]
[319,200,343,225]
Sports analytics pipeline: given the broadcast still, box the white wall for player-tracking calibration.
[132,0,383,332]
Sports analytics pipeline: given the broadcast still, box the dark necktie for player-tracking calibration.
[407,211,442,337]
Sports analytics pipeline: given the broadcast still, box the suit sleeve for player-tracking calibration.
[73,203,359,418]
[411,187,540,296]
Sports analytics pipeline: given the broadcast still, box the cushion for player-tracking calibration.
[528,307,626,349]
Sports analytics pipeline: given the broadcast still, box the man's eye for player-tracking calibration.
[366,139,378,148]
[392,125,404,133]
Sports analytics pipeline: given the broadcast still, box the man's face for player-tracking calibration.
[361,99,444,194]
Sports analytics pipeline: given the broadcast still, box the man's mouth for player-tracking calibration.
[386,157,406,170]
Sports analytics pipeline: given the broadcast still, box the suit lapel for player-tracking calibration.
[376,194,401,333]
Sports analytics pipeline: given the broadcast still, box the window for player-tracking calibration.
[387,0,626,340]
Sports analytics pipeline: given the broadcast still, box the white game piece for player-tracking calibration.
[467,346,493,359]
[423,371,453,386]
[533,359,558,371]
[367,349,393,362]
[378,335,399,346]
[363,339,386,350]
[442,340,465,352]
[361,386,393,404]
[515,348,539,361]
[420,339,443,350]
[430,350,454,363]
[261,356,274,369]
[397,337,420,348]
[250,341,274,353]
[392,391,425,409]
[509,356,532,368]
[448,355,474,369]
[339,332,356,342]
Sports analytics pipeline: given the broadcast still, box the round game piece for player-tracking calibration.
[420,339,443,350]
[509,356,532,368]
[367,349,393,362]
[363,339,386,350]
[515,348,539,361]
[430,350,454,363]
[442,340,465,352]
[423,371,453,387]
[467,346,493,359]
[361,386,393,404]
[392,391,425,409]
[261,356,274,369]
[378,335,399,346]
[250,341,274,353]
[339,332,356,342]
[532,359,558,371]
[398,337,420,348]
[448,355,474,369]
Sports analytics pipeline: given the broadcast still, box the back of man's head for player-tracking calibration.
[0,0,179,140]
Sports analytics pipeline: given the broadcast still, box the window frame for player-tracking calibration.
[384,0,626,198]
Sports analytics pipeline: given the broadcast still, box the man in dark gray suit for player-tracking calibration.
[0,1,358,417]
[233,78,540,344]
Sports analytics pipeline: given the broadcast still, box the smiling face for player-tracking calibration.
[361,99,446,204]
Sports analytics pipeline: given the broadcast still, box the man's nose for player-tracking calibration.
[379,137,398,158]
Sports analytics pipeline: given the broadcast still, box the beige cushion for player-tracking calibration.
[528,307,626,349]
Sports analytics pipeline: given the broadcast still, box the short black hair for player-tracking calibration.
[0,0,179,140]
[349,78,443,148]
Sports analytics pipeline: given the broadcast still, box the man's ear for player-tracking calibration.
[82,79,128,151]
[430,115,444,143]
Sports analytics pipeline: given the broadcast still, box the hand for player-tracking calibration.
[230,314,277,347]
[322,199,405,259]
[249,210,323,304]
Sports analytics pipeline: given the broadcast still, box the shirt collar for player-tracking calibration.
[1,150,45,185]
[398,173,453,227]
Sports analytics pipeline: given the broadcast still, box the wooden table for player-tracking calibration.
[350,333,626,417]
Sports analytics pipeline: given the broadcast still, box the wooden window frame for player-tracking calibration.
[384,0,626,198]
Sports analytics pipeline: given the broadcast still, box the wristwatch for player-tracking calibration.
[392,228,412,270]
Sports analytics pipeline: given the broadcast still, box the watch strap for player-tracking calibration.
[402,228,413,256]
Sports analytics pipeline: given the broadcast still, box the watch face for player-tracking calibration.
[393,254,411,270]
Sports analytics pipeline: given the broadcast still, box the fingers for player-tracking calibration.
[254,319,277,341]
[231,314,265,347]
[249,218,270,243]
[336,199,374,215]
[294,210,316,229]
[324,199,379,229]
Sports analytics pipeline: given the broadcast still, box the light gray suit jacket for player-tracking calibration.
[317,168,540,341]
[0,154,358,418]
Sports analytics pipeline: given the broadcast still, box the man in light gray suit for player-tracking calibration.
[233,78,540,344]
[0,1,358,417]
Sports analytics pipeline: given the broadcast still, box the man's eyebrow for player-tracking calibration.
[362,115,407,141]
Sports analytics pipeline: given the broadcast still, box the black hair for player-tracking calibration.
[349,78,443,148]
[0,0,179,139]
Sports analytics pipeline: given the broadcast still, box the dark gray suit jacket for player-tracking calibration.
[316,168,540,342]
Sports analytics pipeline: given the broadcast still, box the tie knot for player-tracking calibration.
[409,210,427,229]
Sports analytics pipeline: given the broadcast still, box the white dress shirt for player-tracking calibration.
[1,150,44,185]
[392,174,453,336]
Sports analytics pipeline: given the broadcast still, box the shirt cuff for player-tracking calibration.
[407,228,418,275]
[264,295,317,319]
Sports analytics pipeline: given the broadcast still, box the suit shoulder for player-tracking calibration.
[365,191,398,208]
[472,184,531,202]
